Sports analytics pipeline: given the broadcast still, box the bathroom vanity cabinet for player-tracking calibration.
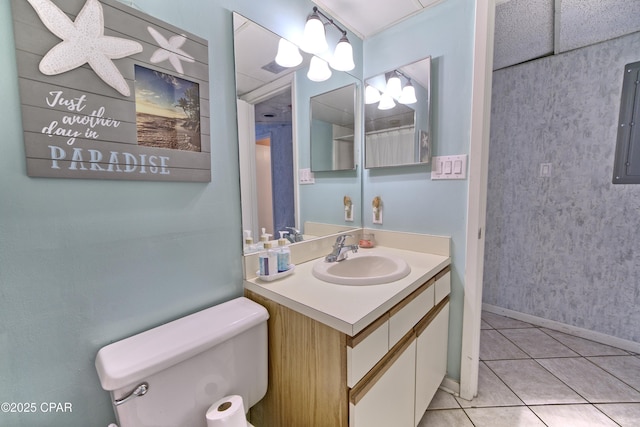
[245,265,451,427]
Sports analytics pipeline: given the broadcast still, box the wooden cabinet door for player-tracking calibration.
[349,334,416,427]
[414,300,449,425]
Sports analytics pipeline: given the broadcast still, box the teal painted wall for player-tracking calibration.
[363,0,476,381]
[0,0,337,426]
[0,0,474,425]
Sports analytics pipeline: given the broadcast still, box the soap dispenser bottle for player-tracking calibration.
[260,228,272,245]
[243,230,257,254]
[277,231,291,272]
[259,242,278,277]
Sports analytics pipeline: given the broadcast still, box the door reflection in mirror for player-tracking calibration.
[310,83,357,172]
[255,90,295,236]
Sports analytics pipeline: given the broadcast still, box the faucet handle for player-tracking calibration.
[335,234,350,245]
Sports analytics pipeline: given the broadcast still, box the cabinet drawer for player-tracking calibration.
[347,314,389,388]
[435,266,451,305]
[388,280,434,348]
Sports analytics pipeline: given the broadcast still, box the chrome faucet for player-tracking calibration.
[325,235,359,262]
[284,227,303,243]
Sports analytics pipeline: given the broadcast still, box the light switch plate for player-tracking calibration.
[539,163,551,177]
[299,168,315,184]
[431,155,467,180]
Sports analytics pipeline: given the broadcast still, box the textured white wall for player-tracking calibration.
[484,31,640,342]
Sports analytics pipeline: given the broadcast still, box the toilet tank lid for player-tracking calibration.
[95,297,269,391]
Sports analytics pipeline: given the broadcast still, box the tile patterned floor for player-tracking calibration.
[417,311,640,426]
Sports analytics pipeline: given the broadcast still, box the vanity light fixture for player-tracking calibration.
[275,38,303,68]
[301,7,355,72]
[375,70,418,109]
[307,56,332,82]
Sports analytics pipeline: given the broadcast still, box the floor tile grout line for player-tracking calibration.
[492,324,637,406]
[495,320,637,426]
[449,312,640,426]
[532,354,640,404]
[538,326,635,357]
[491,325,594,406]
[478,359,528,408]
[583,355,640,394]
[496,325,579,359]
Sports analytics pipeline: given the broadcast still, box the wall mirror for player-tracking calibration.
[232,13,361,250]
[364,57,431,168]
[310,83,356,172]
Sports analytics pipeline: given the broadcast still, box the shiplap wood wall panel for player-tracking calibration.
[11,0,211,182]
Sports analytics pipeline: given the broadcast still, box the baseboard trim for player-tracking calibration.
[482,304,640,354]
[439,376,460,396]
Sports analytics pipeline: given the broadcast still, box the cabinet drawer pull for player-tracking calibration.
[349,329,415,405]
[348,313,389,348]
[415,295,450,337]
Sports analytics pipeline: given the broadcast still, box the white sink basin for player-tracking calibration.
[312,251,411,285]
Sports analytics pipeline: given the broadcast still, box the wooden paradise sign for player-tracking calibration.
[11,0,211,182]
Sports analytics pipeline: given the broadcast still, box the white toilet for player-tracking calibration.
[95,297,269,427]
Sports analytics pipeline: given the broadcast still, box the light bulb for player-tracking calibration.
[275,38,303,68]
[378,92,396,110]
[301,13,327,54]
[385,73,402,99]
[329,35,355,71]
[365,85,381,104]
[307,56,331,82]
[398,82,417,104]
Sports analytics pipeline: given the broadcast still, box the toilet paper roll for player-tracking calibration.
[206,395,247,427]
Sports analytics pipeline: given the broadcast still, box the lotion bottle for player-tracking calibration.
[277,231,291,272]
[265,242,278,276]
[258,246,268,276]
[258,242,276,276]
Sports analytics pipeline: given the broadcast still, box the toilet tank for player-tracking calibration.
[95,297,269,427]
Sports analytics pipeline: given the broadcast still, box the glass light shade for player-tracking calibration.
[378,92,396,110]
[329,36,355,71]
[301,14,328,54]
[275,38,303,68]
[365,85,381,104]
[398,83,417,104]
[307,56,332,82]
[385,74,402,99]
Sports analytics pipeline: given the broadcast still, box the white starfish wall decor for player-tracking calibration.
[27,0,143,97]
[147,26,195,75]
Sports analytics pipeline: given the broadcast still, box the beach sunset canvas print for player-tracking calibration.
[134,65,201,152]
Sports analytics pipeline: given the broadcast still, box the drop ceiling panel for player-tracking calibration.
[493,0,554,70]
[234,19,283,95]
[556,0,640,53]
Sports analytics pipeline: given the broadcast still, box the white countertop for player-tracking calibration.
[244,246,450,336]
